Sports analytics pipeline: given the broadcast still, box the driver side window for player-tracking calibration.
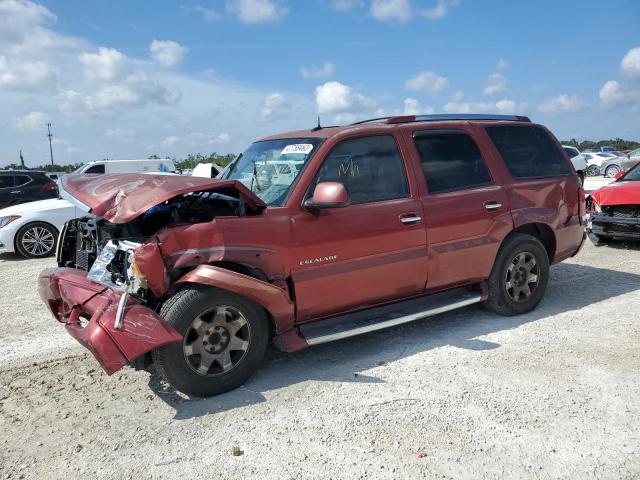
[312,135,409,205]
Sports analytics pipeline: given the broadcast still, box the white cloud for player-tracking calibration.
[79,47,129,82]
[181,5,221,21]
[315,81,375,114]
[444,98,526,114]
[162,136,180,147]
[405,70,449,96]
[226,0,287,24]
[370,0,411,22]
[403,98,433,115]
[0,55,57,89]
[538,94,586,114]
[301,62,335,79]
[149,40,188,68]
[599,80,640,109]
[331,0,364,11]
[621,47,640,79]
[484,73,507,95]
[419,0,459,20]
[498,58,509,70]
[261,92,289,118]
[15,111,47,130]
[187,132,231,146]
[104,128,136,141]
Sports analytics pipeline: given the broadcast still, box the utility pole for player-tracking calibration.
[46,123,54,166]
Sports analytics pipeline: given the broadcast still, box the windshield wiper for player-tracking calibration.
[250,160,262,192]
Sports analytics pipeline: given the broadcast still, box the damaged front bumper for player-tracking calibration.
[587,213,640,241]
[38,268,182,374]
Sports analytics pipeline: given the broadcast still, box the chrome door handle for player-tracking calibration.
[400,214,422,225]
[10,191,21,194]
[484,201,502,211]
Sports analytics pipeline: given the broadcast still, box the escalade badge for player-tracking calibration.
[299,255,338,266]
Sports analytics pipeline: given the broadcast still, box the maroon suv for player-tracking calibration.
[40,114,586,397]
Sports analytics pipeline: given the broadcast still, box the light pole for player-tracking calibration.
[47,123,54,166]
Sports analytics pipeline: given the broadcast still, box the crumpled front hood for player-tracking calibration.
[60,173,265,223]
[591,180,640,206]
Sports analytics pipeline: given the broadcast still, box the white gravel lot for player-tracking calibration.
[0,241,639,479]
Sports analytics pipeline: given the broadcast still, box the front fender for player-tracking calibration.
[174,265,295,333]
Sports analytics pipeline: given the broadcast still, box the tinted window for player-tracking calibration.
[313,135,408,205]
[487,125,570,178]
[84,164,105,174]
[0,175,14,189]
[563,147,578,158]
[414,132,492,194]
[13,175,31,187]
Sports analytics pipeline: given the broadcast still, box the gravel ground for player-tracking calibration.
[0,241,639,479]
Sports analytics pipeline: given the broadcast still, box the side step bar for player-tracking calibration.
[300,287,482,346]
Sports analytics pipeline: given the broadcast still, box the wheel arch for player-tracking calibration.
[501,222,556,262]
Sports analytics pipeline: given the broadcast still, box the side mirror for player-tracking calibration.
[615,170,625,180]
[303,182,350,210]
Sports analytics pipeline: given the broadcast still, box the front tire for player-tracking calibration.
[604,165,620,178]
[15,222,58,258]
[586,164,600,177]
[152,285,269,397]
[484,233,550,316]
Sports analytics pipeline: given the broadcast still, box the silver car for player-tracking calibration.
[600,148,640,178]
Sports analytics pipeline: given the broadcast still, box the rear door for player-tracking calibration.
[406,127,513,290]
[0,175,16,208]
[290,134,428,321]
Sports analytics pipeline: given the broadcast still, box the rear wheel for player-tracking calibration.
[15,222,57,258]
[604,165,621,178]
[586,164,600,177]
[152,285,269,397]
[484,234,550,316]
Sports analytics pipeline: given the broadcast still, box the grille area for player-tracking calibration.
[607,205,640,218]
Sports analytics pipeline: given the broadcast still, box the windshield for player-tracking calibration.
[223,138,322,206]
[620,163,640,181]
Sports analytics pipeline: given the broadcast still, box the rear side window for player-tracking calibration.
[487,126,570,179]
[13,175,31,187]
[0,176,13,189]
[84,164,105,174]
[414,132,492,194]
[313,135,409,205]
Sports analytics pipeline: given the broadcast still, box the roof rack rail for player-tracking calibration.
[352,114,531,125]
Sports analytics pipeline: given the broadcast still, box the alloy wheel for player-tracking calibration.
[505,251,540,302]
[605,165,620,178]
[182,305,251,376]
[20,226,55,256]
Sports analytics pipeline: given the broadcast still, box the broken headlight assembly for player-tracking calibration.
[87,240,148,295]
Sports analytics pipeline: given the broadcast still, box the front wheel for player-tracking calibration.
[152,286,269,397]
[604,165,621,178]
[484,233,550,316]
[15,222,58,258]
[586,164,600,177]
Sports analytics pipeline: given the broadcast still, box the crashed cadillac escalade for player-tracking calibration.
[39,114,586,397]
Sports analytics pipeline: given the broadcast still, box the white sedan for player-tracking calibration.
[0,198,81,258]
[583,152,618,176]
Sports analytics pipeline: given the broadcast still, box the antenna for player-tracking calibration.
[311,116,322,132]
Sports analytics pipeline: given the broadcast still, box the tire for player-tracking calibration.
[484,233,550,316]
[586,164,600,177]
[152,285,269,397]
[15,222,58,258]
[604,165,620,179]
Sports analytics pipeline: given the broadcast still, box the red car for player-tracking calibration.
[587,162,640,243]
[39,114,586,396]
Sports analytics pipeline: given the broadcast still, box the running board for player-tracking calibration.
[300,287,482,346]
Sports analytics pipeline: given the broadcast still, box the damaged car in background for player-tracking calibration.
[587,161,640,244]
[39,115,585,397]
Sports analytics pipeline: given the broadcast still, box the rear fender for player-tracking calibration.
[173,265,295,333]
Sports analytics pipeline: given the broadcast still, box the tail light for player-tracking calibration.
[42,181,58,190]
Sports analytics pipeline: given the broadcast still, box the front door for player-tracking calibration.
[291,134,428,321]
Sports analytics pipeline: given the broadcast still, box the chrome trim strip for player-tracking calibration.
[114,292,128,330]
[165,245,273,258]
[305,294,482,346]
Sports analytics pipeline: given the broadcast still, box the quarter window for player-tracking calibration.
[85,164,105,174]
[414,132,492,194]
[486,125,570,178]
[13,175,31,187]
[312,135,409,205]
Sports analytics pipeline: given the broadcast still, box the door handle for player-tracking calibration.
[10,191,21,194]
[399,214,422,225]
[484,201,502,211]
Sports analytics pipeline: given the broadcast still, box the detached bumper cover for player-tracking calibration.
[38,267,182,374]
[588,213,640,240]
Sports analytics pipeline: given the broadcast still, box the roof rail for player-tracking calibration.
[352,114,531,125]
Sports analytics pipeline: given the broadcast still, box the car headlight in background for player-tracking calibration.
[0,215,20,229]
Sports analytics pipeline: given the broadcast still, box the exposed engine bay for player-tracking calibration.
[57,191,245,295]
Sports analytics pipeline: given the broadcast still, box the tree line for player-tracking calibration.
[560,138,640,151]
[1,152,237,172]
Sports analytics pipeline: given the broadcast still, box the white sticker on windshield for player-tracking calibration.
[281,144,314,155]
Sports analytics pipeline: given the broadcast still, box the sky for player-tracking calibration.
[1,0,639,168]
